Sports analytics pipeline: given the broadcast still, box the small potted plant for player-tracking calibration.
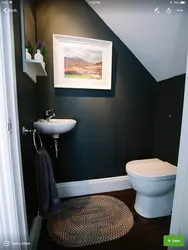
[41,43,46,57]
[25,40,33,59]
[34,40,46,68]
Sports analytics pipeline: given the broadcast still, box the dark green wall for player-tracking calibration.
[153,74,185,165]
[36,0,157,182]
[23,0,36,48]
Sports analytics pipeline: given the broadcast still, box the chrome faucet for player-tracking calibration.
[45,109,55,121]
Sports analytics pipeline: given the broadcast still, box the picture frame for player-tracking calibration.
[53,34,112,90]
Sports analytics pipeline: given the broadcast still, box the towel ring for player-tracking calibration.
[33,129,43,153]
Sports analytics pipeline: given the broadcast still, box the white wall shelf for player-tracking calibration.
[23,59,47,83]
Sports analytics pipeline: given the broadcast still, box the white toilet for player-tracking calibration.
[126,158,177,218]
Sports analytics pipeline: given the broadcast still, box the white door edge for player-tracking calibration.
[0,7,28,250]
[169,47,188,248]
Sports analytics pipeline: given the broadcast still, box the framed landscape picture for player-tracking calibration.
[53,34,112,89]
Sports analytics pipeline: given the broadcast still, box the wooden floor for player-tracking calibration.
[37,189,171,250]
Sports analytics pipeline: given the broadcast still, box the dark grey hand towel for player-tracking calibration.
[36,146,62,217]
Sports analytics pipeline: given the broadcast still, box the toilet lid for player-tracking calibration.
[126,158,177,181]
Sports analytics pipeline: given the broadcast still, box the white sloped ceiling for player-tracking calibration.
[86,0,188,81]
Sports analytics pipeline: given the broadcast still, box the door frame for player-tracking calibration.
[169,50,188,248]
[0,7,28,250]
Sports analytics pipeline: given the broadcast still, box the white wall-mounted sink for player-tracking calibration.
[33,119,77,138]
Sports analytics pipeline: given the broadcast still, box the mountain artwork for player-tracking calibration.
[64,47,102,80]
[53,34,112,89]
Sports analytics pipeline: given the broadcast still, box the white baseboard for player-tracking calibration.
[56,175,131,198]
[29,214,42,250]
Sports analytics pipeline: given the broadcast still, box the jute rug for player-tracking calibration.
[47,195,134,247]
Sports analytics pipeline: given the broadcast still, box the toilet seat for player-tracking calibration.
[126,158,177,181]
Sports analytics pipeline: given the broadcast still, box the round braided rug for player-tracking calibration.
[47,195,134,247]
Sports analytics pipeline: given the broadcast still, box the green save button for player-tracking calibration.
[164,235,184,247]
